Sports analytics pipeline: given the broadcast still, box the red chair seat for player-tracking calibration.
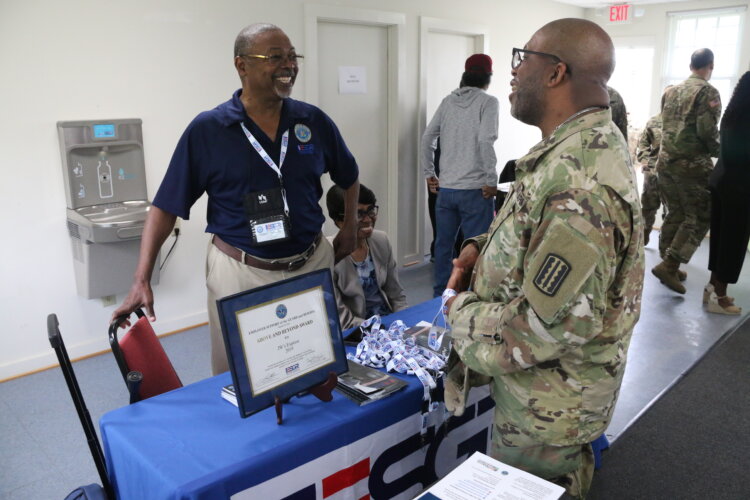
[114,314,182,401]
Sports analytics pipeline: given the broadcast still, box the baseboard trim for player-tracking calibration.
[0,313,209,383]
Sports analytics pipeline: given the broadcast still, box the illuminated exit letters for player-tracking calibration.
[609,4,631,23]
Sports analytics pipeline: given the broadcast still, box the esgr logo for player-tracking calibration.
[285,363,299,374]
[276,304,287,318]
[235,390,495,500]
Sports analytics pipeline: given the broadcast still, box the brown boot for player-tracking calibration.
[651,258,686,294]
[677,269,687,282]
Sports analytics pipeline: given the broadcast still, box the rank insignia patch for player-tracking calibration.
[533,253,570,296]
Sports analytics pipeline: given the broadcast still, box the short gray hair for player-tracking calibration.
[234,23,281,57]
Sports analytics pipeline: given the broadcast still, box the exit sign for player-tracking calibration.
[609,4,632,23]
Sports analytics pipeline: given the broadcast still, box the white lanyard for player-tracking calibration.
[240,122,290,215]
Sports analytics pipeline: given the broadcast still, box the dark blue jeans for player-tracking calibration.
[433,188,494,296]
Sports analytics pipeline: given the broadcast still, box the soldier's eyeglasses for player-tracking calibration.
[511,47,570,73]
[240,50,304,65]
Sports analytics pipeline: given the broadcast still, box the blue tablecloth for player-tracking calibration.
[100,297,607,499]
[101,298,481,499]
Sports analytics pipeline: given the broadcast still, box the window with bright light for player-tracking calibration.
[610,43,655,130]
[664,7,746,110]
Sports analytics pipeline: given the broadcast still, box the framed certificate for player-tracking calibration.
[217,269,348,418]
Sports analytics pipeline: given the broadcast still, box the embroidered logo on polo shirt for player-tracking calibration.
[533,253,571,296]
[258,194,267,204]
[294,124,312,143]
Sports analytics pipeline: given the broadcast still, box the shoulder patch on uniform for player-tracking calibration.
[533,253,571,296]
[709,99,721,108]
[522,217,602,324]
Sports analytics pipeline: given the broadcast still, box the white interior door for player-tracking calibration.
[610,38,661,228]
[426,33,476,122]
[317,22,389,239]
[422,31,482,256]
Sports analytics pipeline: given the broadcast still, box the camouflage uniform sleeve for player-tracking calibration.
[462,232,489,253]
[695,86,721,158]
[448,188,620,377]
[636,126,652,164]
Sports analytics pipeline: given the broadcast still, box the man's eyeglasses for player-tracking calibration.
[240,51,304,65]
[339,205,379,221]
[511,47,569,73]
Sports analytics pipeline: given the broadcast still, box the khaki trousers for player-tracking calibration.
[205,236,334,375]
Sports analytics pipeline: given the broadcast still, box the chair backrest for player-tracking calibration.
[109,309,182,402]
[47,314,114,499]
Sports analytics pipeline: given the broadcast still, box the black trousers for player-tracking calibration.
[708,185,750,284]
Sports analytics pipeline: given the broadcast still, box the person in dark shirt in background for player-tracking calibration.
[706,71,750,315]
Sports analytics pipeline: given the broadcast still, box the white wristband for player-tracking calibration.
[441,288,457,315]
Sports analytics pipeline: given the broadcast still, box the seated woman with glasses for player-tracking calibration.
[326,184,407,329]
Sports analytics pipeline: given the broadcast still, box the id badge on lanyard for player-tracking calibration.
[241,123,292,246]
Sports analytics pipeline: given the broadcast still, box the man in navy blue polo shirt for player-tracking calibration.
[113,23,360,375]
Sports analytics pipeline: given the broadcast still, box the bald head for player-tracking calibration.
[234,23,283,57]
[690,48,714,70]
[532,18,615,89]
[511,18,615,135]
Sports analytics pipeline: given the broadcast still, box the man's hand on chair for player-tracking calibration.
[111,280,155,327]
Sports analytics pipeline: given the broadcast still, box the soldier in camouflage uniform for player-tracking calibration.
[607,86,628,140]
[636,113,663,246]
[652,48,721,294]
[443,19,644,499]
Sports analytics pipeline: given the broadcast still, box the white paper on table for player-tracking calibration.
[417,451,565,500]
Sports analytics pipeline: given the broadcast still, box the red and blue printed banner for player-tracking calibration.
[234,388,494,500]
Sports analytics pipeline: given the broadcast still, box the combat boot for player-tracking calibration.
[651,257,686,294]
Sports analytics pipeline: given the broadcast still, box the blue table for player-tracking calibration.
[100,298,494,499]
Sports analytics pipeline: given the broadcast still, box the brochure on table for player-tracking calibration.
[417,451,565,500]
[335,360,408,405]
[217,269,348,418]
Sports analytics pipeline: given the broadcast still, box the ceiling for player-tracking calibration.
[553,0,690,7]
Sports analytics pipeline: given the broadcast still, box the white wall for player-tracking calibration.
[0,0,585,379]
[586,0,750,124]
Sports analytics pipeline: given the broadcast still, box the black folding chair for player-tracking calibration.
[47,314,114,500]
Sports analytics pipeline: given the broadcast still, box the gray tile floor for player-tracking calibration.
[1,235,748,499]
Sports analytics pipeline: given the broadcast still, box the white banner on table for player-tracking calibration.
[237,287,335,395]
[233,387,493,500]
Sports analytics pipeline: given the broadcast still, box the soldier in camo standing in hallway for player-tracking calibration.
[441,18,644,499]
[637,112,662,246]
[651,48,721,295]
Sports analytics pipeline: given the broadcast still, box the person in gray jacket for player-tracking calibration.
[326,184,407,329]
[421,53,499,297]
